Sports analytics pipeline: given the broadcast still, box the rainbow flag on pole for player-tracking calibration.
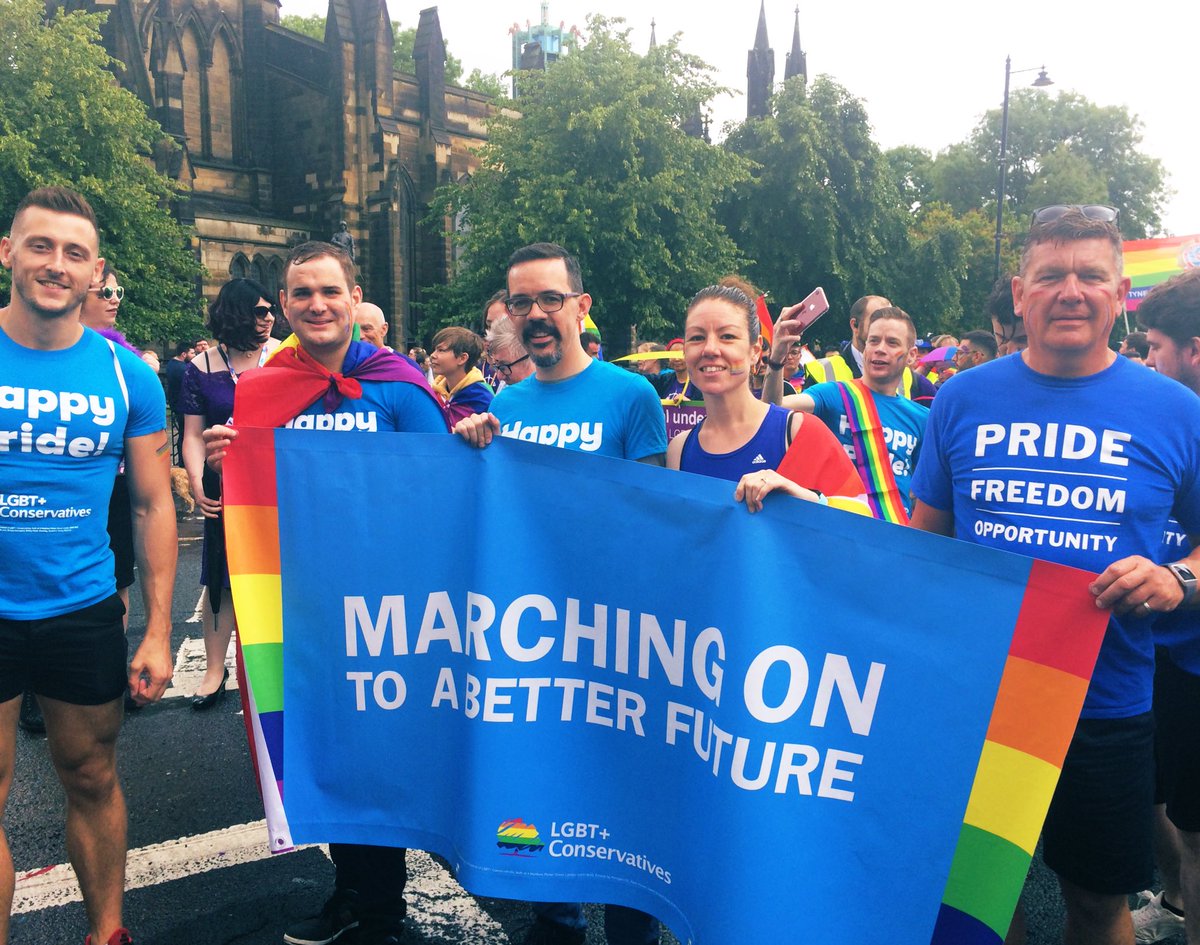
[1123,234,1200,311]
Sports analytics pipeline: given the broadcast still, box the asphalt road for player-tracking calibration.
[5,516,1177,945]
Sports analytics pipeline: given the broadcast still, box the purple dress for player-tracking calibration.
[181,356,237,608]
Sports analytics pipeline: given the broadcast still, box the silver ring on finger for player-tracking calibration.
[1141,601,1154,615]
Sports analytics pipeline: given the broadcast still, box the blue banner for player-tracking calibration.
[268,431,1084,944]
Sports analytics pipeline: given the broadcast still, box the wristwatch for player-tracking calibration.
[1165,562,1198,603]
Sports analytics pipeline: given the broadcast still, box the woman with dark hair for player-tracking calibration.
[667,283,866,515]
[180,278,280,709]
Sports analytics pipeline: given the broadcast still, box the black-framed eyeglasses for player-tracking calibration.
[504,291,583,317]
[494,353,530,378]
[92,285,125,301]
[253,305,275,320]
[1031,205,1120,226]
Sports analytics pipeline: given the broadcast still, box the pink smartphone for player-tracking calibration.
[794,286,830,331]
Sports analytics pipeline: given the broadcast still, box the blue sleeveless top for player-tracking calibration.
[679,403,791,483]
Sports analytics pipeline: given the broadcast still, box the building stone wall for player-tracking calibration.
[57,0,496,346]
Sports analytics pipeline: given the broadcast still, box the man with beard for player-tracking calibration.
[453,242,665,945]
[456,242,665,466]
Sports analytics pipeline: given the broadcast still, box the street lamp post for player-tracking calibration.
[993,57,1053,281]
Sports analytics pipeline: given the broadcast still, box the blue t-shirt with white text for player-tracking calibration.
[491,360,667,460]
[805,380,927,513]
[912,354,1200,717]
[0,326,166,619]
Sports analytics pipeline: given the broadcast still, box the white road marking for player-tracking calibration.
[13,823,508,941]
[184,588,206,624]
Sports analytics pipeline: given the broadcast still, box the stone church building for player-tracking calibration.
[54,0,495,345]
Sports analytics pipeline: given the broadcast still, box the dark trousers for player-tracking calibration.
[330,843,408,924]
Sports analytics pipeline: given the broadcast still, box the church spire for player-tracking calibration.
[648,18,657,51]
[753,0,769,51]
[746,0,774,118]
[784,5,806,82]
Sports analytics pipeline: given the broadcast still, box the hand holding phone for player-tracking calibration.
[792,286,830,332]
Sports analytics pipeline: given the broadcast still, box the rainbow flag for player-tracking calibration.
[1123,234,1200,311]
[221,427,293,852]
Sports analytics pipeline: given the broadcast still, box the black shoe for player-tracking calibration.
[191,668,229,712]
[283,889,361,945]
[522,919,586,945]
[18,691,45,735]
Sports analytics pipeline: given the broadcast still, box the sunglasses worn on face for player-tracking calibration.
[93,285,125,301]
[1030,205,1120,226]
[253,305,274,319]
[504,292,582,317]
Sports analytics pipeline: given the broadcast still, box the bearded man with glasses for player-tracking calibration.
[453,242,665,945]
[912,205,1200,945]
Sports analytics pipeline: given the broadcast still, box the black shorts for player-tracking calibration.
[0,594,128,705]
[108,474,135,590]
[1041,712,1154,894]
[1154,655,1200,832]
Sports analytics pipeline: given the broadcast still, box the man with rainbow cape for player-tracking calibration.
[203,240,447,945]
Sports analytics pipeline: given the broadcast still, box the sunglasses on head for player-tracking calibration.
[92,285,125,301]
[1030,205,1119,226]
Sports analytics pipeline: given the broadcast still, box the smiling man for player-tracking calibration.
[452,243,665,945]
[780,305,927,516]
[0,187,176,945]
[911,206,1200,945]
[203,241,447,945]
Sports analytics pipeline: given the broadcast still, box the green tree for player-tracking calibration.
[928,90,1167,239]
[280,14,464,84]
[898,204,998,337]
[426,18,749,346]
[462,68,508,101]
[720,76,911,329]
[0,0,203,345]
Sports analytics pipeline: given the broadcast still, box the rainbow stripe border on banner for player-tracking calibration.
[222,426,293,852]
[930,559,1102,944]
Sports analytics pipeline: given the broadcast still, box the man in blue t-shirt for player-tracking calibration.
[205,241,446,945]
[911,206,1200,944]
[0,187,177,945]
[779,307,927,515]
[454,242,665,945]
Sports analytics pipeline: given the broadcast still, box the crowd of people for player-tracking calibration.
[3,185,1200,945]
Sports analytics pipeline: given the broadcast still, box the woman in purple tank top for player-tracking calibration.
[180,279,280,710]
[667,282,859,514]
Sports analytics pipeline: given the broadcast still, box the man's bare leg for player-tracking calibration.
[41,695,126,944]
[1179,828,1200,942]
[1151,805,1184,906]
[0,695,23,943]
[1060,877,1134,945]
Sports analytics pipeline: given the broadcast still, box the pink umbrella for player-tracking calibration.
[921,345,957,363]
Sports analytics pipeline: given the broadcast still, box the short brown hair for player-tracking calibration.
[285,240,356,291]
[866,305,916,347]
[12,186,98,234]
[432,326,484,372]
[1020,210,1123,276]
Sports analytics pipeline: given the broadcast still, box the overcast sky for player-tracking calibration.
[283,0,1199,237]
